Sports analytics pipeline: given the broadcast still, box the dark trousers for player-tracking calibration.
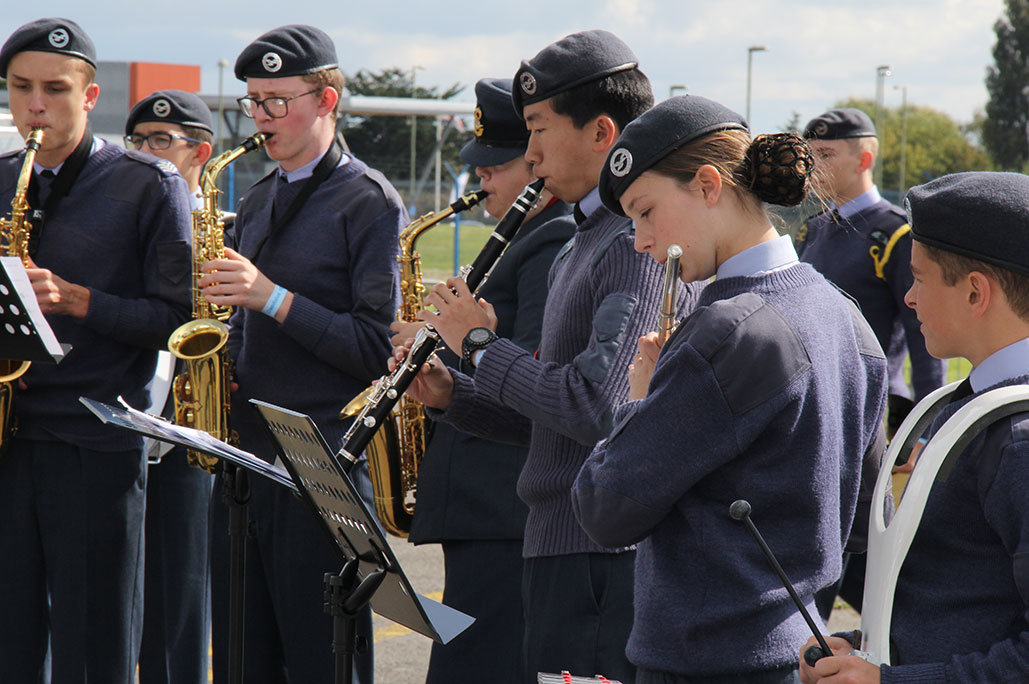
[210,461,373,684]
[425,539,524,684]
[523,551,636,684]
[139,447,213,684]
[0,438,146,684]
[636,666,800,684]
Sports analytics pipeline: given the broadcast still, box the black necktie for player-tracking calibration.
[948,377,973,404]
[35,169,56,204]
[573,203,587,225]
[830,208,842,224]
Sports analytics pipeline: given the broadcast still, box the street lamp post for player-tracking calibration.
[895,84,908,196]
[669,84,687,99]
[746,45,767,124]
[409,65,423,212]
[216,58,228,152]
[874,65,891,188]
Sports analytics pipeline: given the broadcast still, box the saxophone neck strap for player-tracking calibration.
[250,134,344,263]
[25,129,93,257]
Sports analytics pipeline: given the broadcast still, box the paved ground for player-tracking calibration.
[370,537,861,684]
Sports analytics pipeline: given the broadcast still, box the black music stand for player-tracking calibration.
[0,257,69,363]
[79,396,474,684]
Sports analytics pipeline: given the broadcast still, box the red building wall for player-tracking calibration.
[129,63,201,106]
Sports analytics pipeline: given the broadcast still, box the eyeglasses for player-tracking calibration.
[124,131,202,151]
[236,89,320,119]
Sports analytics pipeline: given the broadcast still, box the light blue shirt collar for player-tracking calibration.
[716,234,799,279]
[278,141,348,183]
[970,338,1029,392]
[33,136,101,175]
[190,191,204,212]
[578,186,602,219]
[835,186,881,219]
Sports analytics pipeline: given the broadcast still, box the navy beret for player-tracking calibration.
[235,24,337,81]
[905,171,1029,276]
[512,29,638,116]
[0,18,96,76]
[804,108,876,140]
[126,89,213,135]
[599,95,748,215]
[460,78,528,168]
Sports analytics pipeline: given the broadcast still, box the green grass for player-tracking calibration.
[405,221,496,283]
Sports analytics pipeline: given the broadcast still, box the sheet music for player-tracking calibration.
[537,674,622,684]
[0,256,64,360]
[79,396,296,492]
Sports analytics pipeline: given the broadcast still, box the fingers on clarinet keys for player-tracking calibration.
[803,645,830,667]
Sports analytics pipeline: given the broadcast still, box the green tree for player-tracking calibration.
[983,0,1029,169]
[341,67,467,208]
[781,110,802,134]
[835,98,993,196]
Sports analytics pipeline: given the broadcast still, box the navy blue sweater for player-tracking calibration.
[573,264,887,676]
[228,154,404,460]
[429,205,702,557]
[0,141,192,451]
[797,201,944,401]
[883,375,1029,684]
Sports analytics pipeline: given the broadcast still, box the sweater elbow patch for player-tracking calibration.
[575,292,637,385]
[358,269,396,312]
[155,240,191,298]
[575,484,656,547]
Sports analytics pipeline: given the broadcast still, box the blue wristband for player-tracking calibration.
[261,285,287,317]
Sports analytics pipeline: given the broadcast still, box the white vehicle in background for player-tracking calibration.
[0,110,23,153]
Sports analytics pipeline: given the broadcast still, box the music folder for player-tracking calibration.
[79,396,474,645]
[0,256,68,363]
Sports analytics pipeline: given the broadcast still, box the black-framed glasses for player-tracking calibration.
[124,131,202,151]
[236,89,320,119]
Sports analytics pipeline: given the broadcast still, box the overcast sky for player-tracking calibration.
[1,0,1008,137]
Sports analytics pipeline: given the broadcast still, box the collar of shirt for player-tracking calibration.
[716,234,799,279]
[277,141,349,183]
[970,337,1029,392]
[33,136,101,176]
[190,190,204,212]
[577,186,602,220]
[835,185,882,220]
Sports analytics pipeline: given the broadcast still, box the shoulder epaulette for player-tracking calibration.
[0,148,21,161]
[123,149,181,178]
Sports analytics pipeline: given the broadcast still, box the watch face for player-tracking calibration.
[469,328,493,344]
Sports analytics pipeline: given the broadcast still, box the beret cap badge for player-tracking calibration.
[609,148,633,177]
[520,72,537,95]
[473,106,484,138]
[262,51,282,73]
[48,28,69,48]
[813,121,828,137]
[152,99,171,118]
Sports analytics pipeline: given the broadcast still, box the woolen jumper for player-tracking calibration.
[410,199,576,543]
[428,204,702,557]
[882,374,1029,684]
[0,142,192,451]
[797,200,944,401]
[227,153,404,460]
[573,263,888,676]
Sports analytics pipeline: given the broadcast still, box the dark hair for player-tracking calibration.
[649,129,814,212]
[180,123,213,146]
[301,67,345,122]
[924,244,1029,320]
[548,67,653,131]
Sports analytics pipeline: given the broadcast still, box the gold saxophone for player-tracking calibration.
[0,128,44,452]
[168,133,268,472]
[340,189,487,536]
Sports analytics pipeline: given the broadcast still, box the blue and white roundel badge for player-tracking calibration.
[609,148,633,177]
[520,72,537,96]
[152,99,171,118]
[262,52,282,73]
[48,28,69,49]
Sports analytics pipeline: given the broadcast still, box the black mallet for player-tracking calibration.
[729,499,833,667]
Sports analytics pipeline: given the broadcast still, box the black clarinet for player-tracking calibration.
[335,178,545,471]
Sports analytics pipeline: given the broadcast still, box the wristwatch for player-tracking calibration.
[462,327,498,367]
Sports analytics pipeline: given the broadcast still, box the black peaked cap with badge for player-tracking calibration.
[905,171,1029,277]
[0,17,96,76]
[511,29,638,116]
[461,78,528,168]
[125,89,213,135]
[804,107,877,140]
[235,24,338,81]
[599,95,749,215]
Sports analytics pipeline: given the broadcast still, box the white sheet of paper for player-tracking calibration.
[0,256,64,360]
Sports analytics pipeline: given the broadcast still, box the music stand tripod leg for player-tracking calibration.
[324,558,386,684]
[222,462,251,684]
